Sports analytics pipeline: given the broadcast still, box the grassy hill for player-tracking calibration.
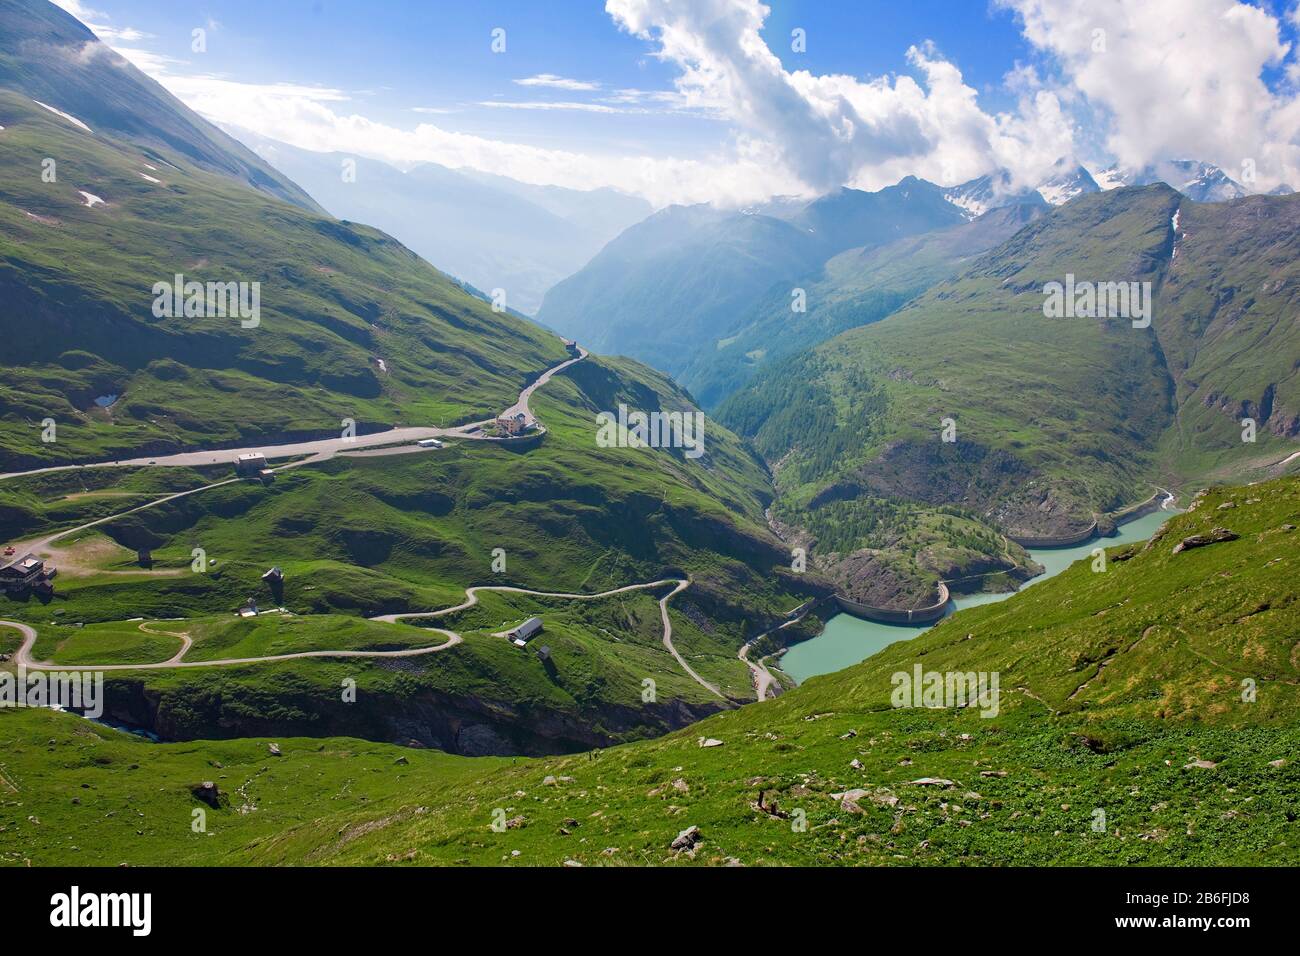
[3,476,1296,866]
[0,351,825,751]
[718,185,1300,605]
[0,0,318,210]
[0,0,831,755]
[0,88,565,470]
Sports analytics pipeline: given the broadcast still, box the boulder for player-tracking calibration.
[1172,528,1238,554]
[671,825,703,852]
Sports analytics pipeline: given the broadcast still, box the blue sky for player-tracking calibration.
[53,0,1300,203]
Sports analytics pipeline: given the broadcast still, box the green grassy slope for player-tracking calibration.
[0,0,318,210]
[4,477,1296,866]
[718,185,1300,605]
[680,201,1045,409]
[0,89,565,470]
[1154,193,1300,479]
[0,352,823,751]
[536,182,965,380]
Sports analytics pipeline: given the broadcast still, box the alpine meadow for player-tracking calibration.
[0,0,1297,936]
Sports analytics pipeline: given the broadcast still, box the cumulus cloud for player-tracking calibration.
[64,0,1300,204]
[998,0,1300,190]
[605,0,1076,192]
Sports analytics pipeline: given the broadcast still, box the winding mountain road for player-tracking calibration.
[0,345,730,698]
[0,348,588,484]
[4,347,586,557]
[737,604,817,701]
[0,576,725,702]
[655,579,725,700]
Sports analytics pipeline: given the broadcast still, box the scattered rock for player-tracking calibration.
[697,737,724,748]
[1183,759,1218,770]
[394,755,408,766]
[1268,759,1287,768]
[562,859,582,867]
[907,777,955,787]
[268,743,281,756]
[1217,501,1236,510]
[543,775,558,786]
[979,770,1008,778]
[672,777,689,793]
[504,815,526,830]
[831,787,897,812]
[839,729,858,739]
[671,825,703,853]
[1172,528,1239,554]
[849,759,864,770]
[834,788,870,814]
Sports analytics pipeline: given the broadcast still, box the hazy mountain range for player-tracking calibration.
[229,128,651,316]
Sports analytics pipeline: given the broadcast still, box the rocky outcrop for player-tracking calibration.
[812,439,1095,539]
[1172,527,1239,554]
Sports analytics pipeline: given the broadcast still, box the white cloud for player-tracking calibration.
[604,0,1077,194]
[91,25,152,43]
[513,74,601,91]
[998,0,1300,190]
[51,0,105,20]
[480,100,625,114]
[124,59,791,207]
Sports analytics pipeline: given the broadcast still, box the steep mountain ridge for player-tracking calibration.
[0,0,320,211]
[535,180,966,377]
[679,201,1047,408]
[720,184,1300,605]
[0,88,566,470]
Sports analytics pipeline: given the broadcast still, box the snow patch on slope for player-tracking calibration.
[34,101,92,133]
[1092,166,1128,191]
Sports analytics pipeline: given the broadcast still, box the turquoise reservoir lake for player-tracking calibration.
[781,509,1177,683]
